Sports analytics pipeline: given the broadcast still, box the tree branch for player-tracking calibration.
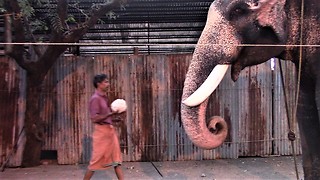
[4,0,31,70]
[4,13,13,53]
[5,0,126,76]
[57,0,68,29]
[23,16,42,57]
[63,0,125,42]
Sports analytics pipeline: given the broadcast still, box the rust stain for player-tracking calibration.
[223,107,232,143]
[168,54,190,126]
[140,57,155,161]
[0,59,21,165]
[248,69,266,156]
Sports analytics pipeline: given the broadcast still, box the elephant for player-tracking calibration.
[180,0,320,179]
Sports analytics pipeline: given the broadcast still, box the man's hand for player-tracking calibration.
[112,111,125,122]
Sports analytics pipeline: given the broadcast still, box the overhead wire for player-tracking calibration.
[1,42,320,47]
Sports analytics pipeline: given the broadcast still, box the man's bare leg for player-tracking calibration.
[83,170,94,180]
[114,165,124,180]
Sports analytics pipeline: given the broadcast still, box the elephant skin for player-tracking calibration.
[181,0,320,179]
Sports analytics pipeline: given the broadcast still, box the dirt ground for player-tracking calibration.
[0,156,303,180]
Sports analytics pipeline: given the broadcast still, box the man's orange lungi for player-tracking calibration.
[88,124,122,170]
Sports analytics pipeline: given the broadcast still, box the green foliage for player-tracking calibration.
[17,0,33,17]
[66,15,76,24]
[13,0,51,35]
[4,0,125,39]
[51,15,64,33]
[30,19,48,31]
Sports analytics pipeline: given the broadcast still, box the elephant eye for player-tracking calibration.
[229,5,249,20]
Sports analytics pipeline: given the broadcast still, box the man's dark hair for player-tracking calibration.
[93,74,108,88]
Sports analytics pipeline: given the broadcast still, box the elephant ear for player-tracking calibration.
[249,0,287,43]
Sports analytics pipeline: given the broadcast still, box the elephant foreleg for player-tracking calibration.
[297,78,320,179]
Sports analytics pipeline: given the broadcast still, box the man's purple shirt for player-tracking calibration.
[89,90,113,124]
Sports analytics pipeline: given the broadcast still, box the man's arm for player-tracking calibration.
[91,112,115,123]
[89,97,115,123]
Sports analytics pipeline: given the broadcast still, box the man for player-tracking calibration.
[83,74,124,180]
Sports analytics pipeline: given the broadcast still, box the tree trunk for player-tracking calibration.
[21,73,44,167]
[3,0,124,167]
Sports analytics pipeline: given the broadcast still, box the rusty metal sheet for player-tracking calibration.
[0,55,301,166]
[273,60,302,155]
[0,57,26,167]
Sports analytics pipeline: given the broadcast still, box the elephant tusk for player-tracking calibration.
[183,64,229,107]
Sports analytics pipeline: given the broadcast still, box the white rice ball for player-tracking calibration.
[111,99,127,113]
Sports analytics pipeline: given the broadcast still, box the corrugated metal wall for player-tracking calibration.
[273,60,301,155]
[0,55,301,165]
[0,57,26,167]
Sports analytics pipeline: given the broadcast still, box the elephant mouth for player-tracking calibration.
[183,64,230,107]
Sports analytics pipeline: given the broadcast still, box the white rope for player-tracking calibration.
[1,42,320,47]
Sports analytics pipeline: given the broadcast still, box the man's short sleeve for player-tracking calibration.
[89,97,101,119]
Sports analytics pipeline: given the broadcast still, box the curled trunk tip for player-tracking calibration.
[181,101,228,150]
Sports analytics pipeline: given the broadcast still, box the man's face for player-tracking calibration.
[97,79,110,92]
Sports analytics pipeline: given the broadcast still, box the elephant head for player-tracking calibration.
[181,0,288,149]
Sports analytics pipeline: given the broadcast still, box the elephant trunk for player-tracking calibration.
[181,99,228,149]
[180,4,240,149]
[181,57,229,149]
